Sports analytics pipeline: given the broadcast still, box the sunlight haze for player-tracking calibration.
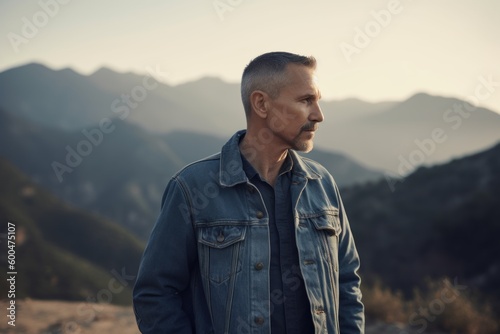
[1,0,499,111]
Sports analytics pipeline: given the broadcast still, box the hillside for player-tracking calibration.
[342,141,500,304]
[0,109,182,239]
[0,159,144,303]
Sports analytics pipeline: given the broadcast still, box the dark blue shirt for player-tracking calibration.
[241,152,315,334]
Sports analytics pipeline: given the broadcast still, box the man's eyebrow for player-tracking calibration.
[297,91,322,100]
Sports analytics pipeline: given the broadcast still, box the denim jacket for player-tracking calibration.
[133,130,365,334]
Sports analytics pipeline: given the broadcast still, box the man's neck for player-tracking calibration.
[239,131,288,187]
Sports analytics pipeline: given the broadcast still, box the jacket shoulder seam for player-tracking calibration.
[172,152,221,178]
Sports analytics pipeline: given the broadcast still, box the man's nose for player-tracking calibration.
[309,102,324,123]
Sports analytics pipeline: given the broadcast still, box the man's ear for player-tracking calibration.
[249,90,270,119]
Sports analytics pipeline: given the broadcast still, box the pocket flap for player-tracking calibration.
[198,225,246,249]
[311,210,342,236]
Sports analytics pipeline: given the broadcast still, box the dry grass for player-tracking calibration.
[1,279,498,334]
[0,299,139,334]
[362,278,499,334]
[362,281,408,323]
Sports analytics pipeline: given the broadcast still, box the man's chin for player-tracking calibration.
[294,141,314,153]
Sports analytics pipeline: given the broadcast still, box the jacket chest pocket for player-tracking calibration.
[310,210,342,268]
[197,225,246,285]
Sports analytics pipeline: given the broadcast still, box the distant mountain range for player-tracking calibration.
[323,92,500,174]
[2,63,499,173]
[0,159,143,303]
[0,108,381,240]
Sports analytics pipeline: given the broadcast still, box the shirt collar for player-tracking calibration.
[241,149,293,182]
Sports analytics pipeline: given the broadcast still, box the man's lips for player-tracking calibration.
[303,126,318,132]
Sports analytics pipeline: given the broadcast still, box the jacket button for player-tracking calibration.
[254,262,264,271]
[216,231,225,243]
[254,316,265,325]
[256,211,264,219]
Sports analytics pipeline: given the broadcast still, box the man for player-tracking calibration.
[133,51,364,333]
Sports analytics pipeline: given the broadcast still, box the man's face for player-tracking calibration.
[266,64,324,153]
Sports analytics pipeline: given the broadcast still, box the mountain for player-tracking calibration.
[0,109,381,240]
[3,63,499,175]
[320,92,500,173]
[0,159,144,303]
[341,141,500,302]
[0,62,243,135]
[0,63,116,130]
[318,98,397,123]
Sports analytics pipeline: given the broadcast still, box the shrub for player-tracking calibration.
[362,280,407,323]
[362,277,499,334]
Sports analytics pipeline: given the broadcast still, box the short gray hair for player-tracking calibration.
[241,51,316,116]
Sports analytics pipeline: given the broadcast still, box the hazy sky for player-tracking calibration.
[1,0,499,112]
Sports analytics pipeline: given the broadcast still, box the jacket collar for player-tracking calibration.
[218,130,321,187]
[288,149,322,181]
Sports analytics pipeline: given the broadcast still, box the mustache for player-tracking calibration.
[301,123,318,131]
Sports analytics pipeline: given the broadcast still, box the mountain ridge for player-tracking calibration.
[2,62,500,172]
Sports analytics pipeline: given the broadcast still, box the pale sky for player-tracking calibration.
[1,0,499,112]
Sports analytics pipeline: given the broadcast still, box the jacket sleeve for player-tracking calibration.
[335,185,365,333]
[133,177,197,333]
